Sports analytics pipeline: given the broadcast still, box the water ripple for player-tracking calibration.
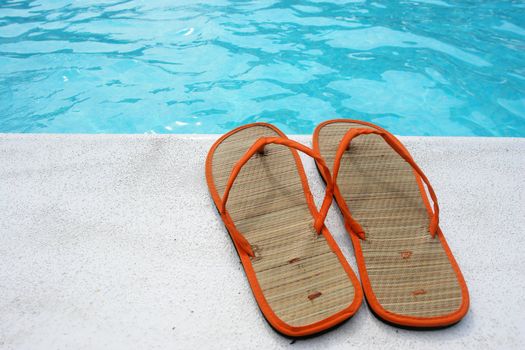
[0,0,524,136]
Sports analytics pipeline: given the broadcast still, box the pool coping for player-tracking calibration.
[1,134,524,349]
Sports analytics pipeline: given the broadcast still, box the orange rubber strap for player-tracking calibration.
[219,137,335,257]
[332,128,439,240]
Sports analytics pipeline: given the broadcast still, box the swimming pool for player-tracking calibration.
[0,1,524,136]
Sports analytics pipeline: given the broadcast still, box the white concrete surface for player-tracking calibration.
[0,134,524,350]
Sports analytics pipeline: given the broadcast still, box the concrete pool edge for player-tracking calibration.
[1,134,524,349]
[1,133,525,139]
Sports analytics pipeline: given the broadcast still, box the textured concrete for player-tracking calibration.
[0,134,524,350]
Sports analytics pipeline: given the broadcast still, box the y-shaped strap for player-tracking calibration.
[332,128,439,240]
[219,137,335,257]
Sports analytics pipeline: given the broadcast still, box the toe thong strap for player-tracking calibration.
[220,136,336,257]
[331,128,440,240]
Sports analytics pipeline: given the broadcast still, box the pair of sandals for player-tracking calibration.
[206,119,469,337]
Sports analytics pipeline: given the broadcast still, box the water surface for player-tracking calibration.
[1,0,524,136]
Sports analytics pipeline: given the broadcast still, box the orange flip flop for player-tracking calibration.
[312,119,469,328]
[206,123,362,337]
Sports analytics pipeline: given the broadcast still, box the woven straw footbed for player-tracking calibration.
[317,122,462,318]
[210,125,355,327]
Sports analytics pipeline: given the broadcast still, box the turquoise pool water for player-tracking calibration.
[1,1,524,136]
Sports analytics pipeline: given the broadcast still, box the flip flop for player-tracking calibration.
[312,119,469,328]
[206,123,362,337]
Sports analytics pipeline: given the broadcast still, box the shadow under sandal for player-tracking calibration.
[205,123,362,337]
[312,119,469,328]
